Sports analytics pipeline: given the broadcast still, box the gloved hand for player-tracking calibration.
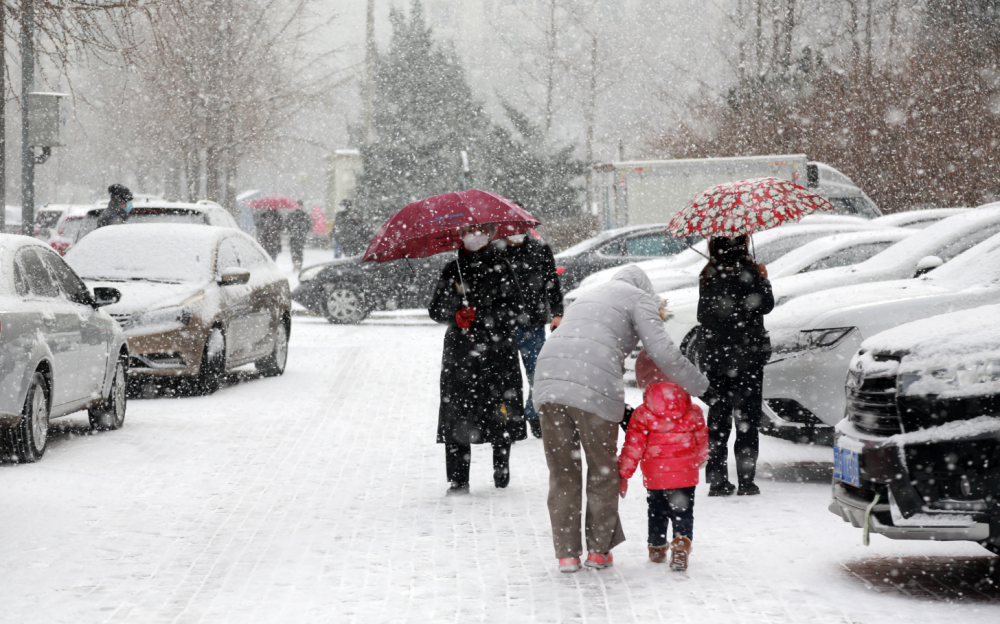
[619,405,634,433]
[455,306,476,329]
[701,385,720,406]
[619,477,629,499]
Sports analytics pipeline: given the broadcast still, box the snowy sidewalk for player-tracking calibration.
[0,317,997,623]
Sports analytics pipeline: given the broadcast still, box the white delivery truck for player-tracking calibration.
[592,154,881,229]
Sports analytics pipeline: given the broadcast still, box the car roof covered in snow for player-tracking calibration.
[65,224,237,284]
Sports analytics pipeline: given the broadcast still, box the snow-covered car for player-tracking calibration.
[870,207,970,229]
[65,225,290,393]
[73,198,239,244]
[294,252,454,323]
[553,224,701,291]
[830,305,1000,555]
[3,205,22,234]
[659,204,1000,361]
[0,235,129,462]
[48,205,94,255]
[760,228,1000,439]
[565,221,890,306]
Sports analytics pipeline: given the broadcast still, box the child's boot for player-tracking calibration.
[648,545,668,563]
[669,536,691,571]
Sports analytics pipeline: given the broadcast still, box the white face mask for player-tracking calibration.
[462,231,489,252]
[507,234,526,244]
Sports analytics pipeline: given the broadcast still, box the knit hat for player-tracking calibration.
[108,184,133,202]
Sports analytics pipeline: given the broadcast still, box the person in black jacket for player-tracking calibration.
[428,223,527,495]
[696,235,774,497]
[500,231,563,439]
[96,184,133,229]
[286,202,313,271]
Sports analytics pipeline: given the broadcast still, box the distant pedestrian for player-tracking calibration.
[96,184,133,229]
[334,201,372,257]
[697,235,774,497]
[500,229,563,439]
[428,223,527,496]
[287,201,312,272]
[618,349,708,571]
[254,209,283,260]
[532,265,709,573]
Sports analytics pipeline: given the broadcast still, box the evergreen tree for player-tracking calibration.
[355,0,583,226]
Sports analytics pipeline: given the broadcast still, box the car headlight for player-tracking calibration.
[898,358,1000,396]
[773,327,857,356]
[299,265,325,282]
[122,306,193,333]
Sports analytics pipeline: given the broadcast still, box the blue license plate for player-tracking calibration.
[833,446,860,487]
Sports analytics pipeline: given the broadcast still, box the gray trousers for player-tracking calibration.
[538,403,626,559]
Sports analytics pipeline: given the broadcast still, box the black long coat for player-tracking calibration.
[697,255,775,404]
[428,244,527,445]
[501,236,564,327]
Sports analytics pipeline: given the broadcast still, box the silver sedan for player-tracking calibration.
[0,235,129,462]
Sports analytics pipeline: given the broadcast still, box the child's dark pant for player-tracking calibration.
[647,486,695,546]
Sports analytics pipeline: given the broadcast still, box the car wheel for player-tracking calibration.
[6,372,49,463]
[197,327,226,395]
[256,318,288,377]
[324,286,368,324]
[680,326,704,370]
[89,355,127,431]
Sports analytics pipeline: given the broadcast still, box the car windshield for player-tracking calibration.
[127,208,207,225]
[66,230,216,283]
[856,213,1000,271]
[925,231,1000,288]
[35,211,62,228]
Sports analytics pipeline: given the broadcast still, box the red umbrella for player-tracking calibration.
[666,177,835,238]
[362,189,540,263]
[246,194,300,210]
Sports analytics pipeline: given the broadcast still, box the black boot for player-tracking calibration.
[447,482,470,496]
[493,441,511,488]
[708,482,736,497]
[529,419,542,439]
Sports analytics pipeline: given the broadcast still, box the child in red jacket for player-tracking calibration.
[618,349,709,570]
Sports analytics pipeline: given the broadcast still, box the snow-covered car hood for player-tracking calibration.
[862,303,1000,361]
[86,280,206,316]
[567,256,704,302]
[766,278,952,334]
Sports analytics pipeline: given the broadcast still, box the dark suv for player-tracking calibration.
[830,305,1000,555]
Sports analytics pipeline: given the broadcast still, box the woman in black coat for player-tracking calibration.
[697,235,774,497]
[428,224,527,495]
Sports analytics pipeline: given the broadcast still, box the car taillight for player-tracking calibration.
[556,267,566,275]
[52,240,69,255]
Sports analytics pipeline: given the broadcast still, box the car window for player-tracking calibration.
[16,248,59,298]
[40,250,91,304]
[933,223,1000,262]
[36,211,62,228]
[597,240,623,256]
[753,233,822,265]
[232,237,269,268]
[61,218,82,239]
[216,238,240,274]
[625,234,688,257]
[127,209,207,225]
[13,261,28,296]
[76,214,99,242]
[800,242,894,273]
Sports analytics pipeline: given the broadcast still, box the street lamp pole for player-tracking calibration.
[20,1,35,235]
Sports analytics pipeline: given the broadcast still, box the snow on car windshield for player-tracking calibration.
[925,230,1000,287]
[65,225,216,283]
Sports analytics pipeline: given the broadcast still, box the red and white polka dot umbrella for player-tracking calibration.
[666,177,835,238]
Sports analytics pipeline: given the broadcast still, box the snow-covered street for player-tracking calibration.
[1,312,997,623]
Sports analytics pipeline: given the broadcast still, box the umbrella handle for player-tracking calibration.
[456,258,470,307]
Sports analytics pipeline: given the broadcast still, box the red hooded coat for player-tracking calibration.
[618,373,709,490]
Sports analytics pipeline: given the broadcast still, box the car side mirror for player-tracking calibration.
[218,267,250,286]
[914,255,943,277]
[92,286,121,308]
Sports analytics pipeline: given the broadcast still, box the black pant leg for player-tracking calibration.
[733,356,765,487]
[446,443,471,485]
[647,489,671,547]
[492,440,510,473]
[705,397,734,487]
[666,487,696,540]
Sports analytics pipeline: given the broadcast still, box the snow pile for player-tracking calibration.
[863,304,1000,362]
